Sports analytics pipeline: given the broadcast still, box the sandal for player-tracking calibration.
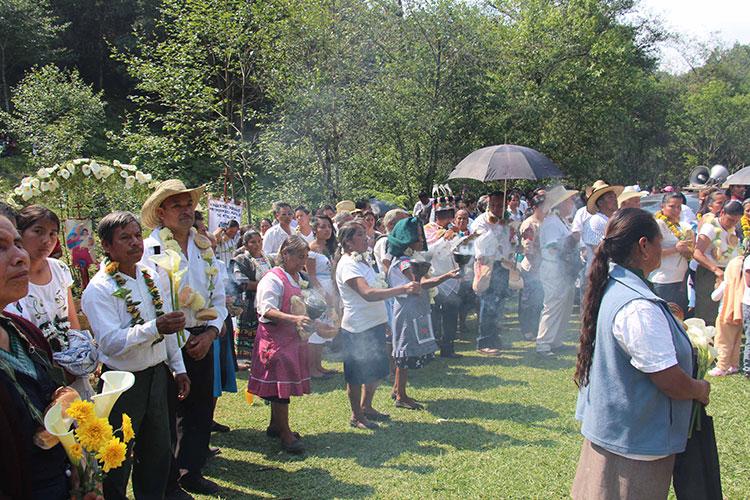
[266,427,301,439]
[394,399,423,410]
[363,410,391,421]
[349,418,379,430]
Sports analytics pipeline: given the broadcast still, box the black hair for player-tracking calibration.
[17,205,60,233]
[722,199,743,216]
[312,215,336,256]
[97,211,141,245]
[0,202,17,227]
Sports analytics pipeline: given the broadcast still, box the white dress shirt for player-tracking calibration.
[471,212,513,261]
[262,223,292,256]
[582,212,608,268]
[142,228,228,346]
[81,263,185,374]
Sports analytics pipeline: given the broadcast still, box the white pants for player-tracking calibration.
[536,263,575,352]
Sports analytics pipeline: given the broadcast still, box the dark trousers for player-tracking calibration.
[165,370,181,492]
[176,333,214,474]
[432,292,459,355]
[103,364,171,500]
[477,265,509,349]
[518,271,543,335]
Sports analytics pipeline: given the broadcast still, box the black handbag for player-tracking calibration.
[673,348,723,500]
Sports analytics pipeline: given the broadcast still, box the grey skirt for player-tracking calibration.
[572,439,675,500]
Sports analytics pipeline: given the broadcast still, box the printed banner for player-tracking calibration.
[208,197,243,233]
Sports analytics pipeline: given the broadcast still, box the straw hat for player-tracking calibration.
[586,180,624,214]
[617,185,647,207]
[336,200,355,213]
[541,185,579,213]
[141,179,205,229]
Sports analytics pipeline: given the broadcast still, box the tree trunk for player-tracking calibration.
[1,45,9,112]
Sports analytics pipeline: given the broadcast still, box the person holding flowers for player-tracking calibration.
[573,208,710,500]
[140,179,227,495]
[0,214,69,499]
[693,200,742,326]
[81,211,189,499]
[651,193,695,315]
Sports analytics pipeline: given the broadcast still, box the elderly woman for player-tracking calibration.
[6,205,90,398]
[247,236,317,454]
[0,215,70,499]
[387,217,459,408]
[335,221,420,429]
[536,187,580,356]
[693,200,742,325]
[306,215,338,377]
[651,193,694,315]
[573,208,710,499]
[373,209,409,273]
[231,230,273,364]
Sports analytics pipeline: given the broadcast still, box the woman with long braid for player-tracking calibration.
[572,208,710,500]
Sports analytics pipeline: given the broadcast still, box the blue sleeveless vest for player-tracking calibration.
[575,264,694,456]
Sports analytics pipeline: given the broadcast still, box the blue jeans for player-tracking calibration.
[477,264,509,349]
[742,304,750,375]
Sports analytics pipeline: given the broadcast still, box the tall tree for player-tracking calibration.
[0,0,65,111]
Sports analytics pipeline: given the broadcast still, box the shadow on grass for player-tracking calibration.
[411,364,528,391]
[221,418,557,471]
[206,456,375,498]
[425,398,557,423]
[444,345,576,371]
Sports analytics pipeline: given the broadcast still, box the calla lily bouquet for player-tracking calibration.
[38,371,135,499]
[150,249,188,344]
[682,318,718,437]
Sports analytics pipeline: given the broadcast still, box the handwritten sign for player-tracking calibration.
[208,197,243,233]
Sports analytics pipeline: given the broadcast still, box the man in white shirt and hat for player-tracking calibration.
[140,179,228,495]
[82,211,190,499]
[617,185,647,210]
[581,180,623,271]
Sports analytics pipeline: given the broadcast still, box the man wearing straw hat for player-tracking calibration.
[140,179,228,495]
[618,185,648,210]
[581,180,623,271]
[536,186,580,356]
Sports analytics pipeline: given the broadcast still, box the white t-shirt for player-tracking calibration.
[296,227,315,244]
[255,268,300,323]
[336,254,387,332]
[698,221,739,268]
[372,236,389,272]
[742,256,750,305]
[612,299,677,373]
[650,219,689,284]
[582,212,608,267]
[8,258,73,328]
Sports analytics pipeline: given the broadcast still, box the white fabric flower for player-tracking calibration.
[159,227,173,241]
[48,179,60,191]
[89,160,102,176]
[120,170,129,179]
[58,168,71,179]
[37,168,50,179]
[82,164,91,176]
[124,175,136,189]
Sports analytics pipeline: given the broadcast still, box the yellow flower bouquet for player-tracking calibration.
[41,371,135,498]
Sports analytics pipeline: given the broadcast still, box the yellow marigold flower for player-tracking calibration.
[69,442,83,463]
[105,260,119,275]
[121,414,134,444]
[96,438,127,472]
[76,417,113,452]
[65,400,95,424]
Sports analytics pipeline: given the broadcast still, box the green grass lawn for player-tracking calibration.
[201,312,750,499]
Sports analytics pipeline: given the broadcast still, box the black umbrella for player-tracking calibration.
[448,144,564,182]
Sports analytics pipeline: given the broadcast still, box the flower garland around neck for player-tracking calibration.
[158,227,219,319]
[709,217,739,266]
[655,211,683,240]
[742,215,750,243]
[349,249,376,264]
[105,258,165,344]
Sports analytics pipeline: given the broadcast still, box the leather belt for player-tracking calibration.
[186,326,209,335]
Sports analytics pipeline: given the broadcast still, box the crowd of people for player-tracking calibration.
[1,175,748,499]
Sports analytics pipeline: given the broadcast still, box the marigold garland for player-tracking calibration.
[741,215,750,242]
[655,211,683,240]
[105,258,165,344]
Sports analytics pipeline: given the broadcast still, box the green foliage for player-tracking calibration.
[1,65,105,168]
[0,0,66,111]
